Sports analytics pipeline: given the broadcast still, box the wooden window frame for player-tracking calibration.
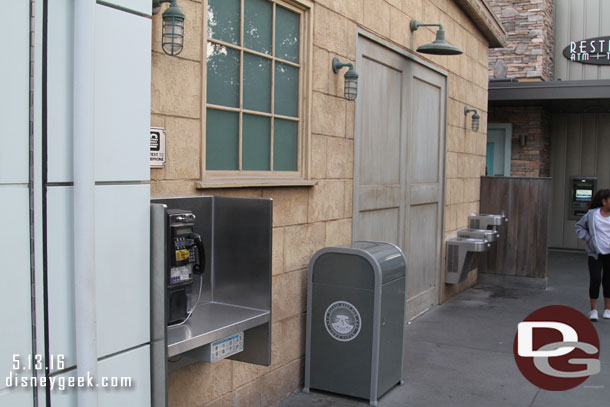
[197,0,314,189]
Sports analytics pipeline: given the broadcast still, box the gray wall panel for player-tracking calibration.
[0,0,29,184]
[602,0,610,79]
[562,115,582,248]
[555,0,610,80]
[551,113,610,249]
[0,186,33,392]
[583,0,600,80]
[581,117,597,176]
[549,117,567,248]
[554,0,570,81]
[568,0,585,81]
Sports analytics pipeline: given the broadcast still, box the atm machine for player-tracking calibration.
[568,177,596,220]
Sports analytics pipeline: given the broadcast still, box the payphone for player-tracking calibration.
[568,177,596,220]
[166,209,205,325]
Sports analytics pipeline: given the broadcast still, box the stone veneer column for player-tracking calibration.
[488,0,554,81]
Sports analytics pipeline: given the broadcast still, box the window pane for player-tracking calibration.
[243,52,271,113]
[207,44,240,108]
[274,119,298,171]
[244,0,272,54]
[243,114,271,171]
[206,109,239,170]
[275,6,300,63]
[274,62,299,117]
[207,0,240,45]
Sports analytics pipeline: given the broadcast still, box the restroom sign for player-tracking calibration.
[150,127,166,168]
[562,36,610,65]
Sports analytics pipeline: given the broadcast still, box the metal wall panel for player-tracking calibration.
[0,0,29,184]
[101,0,151,15]
[550,114,610,249]
[568,0,585,81]
[47,3,151,182]
[95,184,150,356]
[94,5,151,182]
[602,0,610,80]
[562,115,583,248]
[549,117,567,248]
[583,0,600,80]
[0,387,33,406]
[47,185,150,371]
[554,0,610,80]
[50,345,151,407]
[0,186,32,392]
[553,0,570,81]
[47,0,73,183]
[46,186,77,370]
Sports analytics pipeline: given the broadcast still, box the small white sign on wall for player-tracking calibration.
[150,127,166,168]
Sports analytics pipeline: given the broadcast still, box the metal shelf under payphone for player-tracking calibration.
[166,301,270,357]
[150,196,272,407]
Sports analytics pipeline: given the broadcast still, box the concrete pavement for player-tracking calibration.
[276,251,610,407]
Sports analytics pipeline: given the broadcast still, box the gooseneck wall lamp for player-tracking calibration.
[464,107,480,132]
[409,20,463,56]
[153,0,185,56]
[332,57,359,101]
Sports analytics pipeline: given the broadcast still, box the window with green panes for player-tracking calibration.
[205,0,304,173]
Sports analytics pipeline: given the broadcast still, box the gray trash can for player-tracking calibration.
[304,241,407,406]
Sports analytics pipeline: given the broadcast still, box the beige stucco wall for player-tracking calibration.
[150,1,490,405]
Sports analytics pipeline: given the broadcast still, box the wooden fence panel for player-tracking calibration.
[480,176,550,278]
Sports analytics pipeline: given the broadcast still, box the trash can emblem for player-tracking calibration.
[324,301,362,342]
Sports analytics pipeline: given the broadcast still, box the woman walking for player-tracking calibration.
[576,188,610,321]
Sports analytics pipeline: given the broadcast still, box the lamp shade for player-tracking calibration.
[416,27,463,56]
[344,77,358,101]
[162,0,185,56]
[343,67,358,101]
[471,113,480,132]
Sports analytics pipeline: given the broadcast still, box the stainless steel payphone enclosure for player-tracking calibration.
[150,196,272,407]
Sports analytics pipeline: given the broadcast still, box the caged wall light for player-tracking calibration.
[332,57,359,101]
[464,107,480,132]
[153,0,185,56]
[409,20,463,56]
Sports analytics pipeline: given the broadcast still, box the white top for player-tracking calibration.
[594,208,610,254]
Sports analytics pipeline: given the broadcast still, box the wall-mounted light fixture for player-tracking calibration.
[520,135,527,146]
[410,20,463,56]
[332,57,359,101]
[464,107,480,132]
[153,0,185,56]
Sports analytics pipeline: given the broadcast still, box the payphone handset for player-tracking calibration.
[167,209,205,326]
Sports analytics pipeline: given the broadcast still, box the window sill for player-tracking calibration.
[195,178,318,189]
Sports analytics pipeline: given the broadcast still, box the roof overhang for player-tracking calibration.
[489,80,610,101]
[489,79,610,113]
[453,0,506,48]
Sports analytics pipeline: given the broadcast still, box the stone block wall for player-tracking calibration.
[488,0,554,81]
[488,106,551,177]
[150,0,492,405]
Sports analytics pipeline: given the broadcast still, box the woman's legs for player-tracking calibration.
[599,253,610,309]
[588,256,603,310]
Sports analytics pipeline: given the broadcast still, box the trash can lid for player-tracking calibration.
[310,241,406,288]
